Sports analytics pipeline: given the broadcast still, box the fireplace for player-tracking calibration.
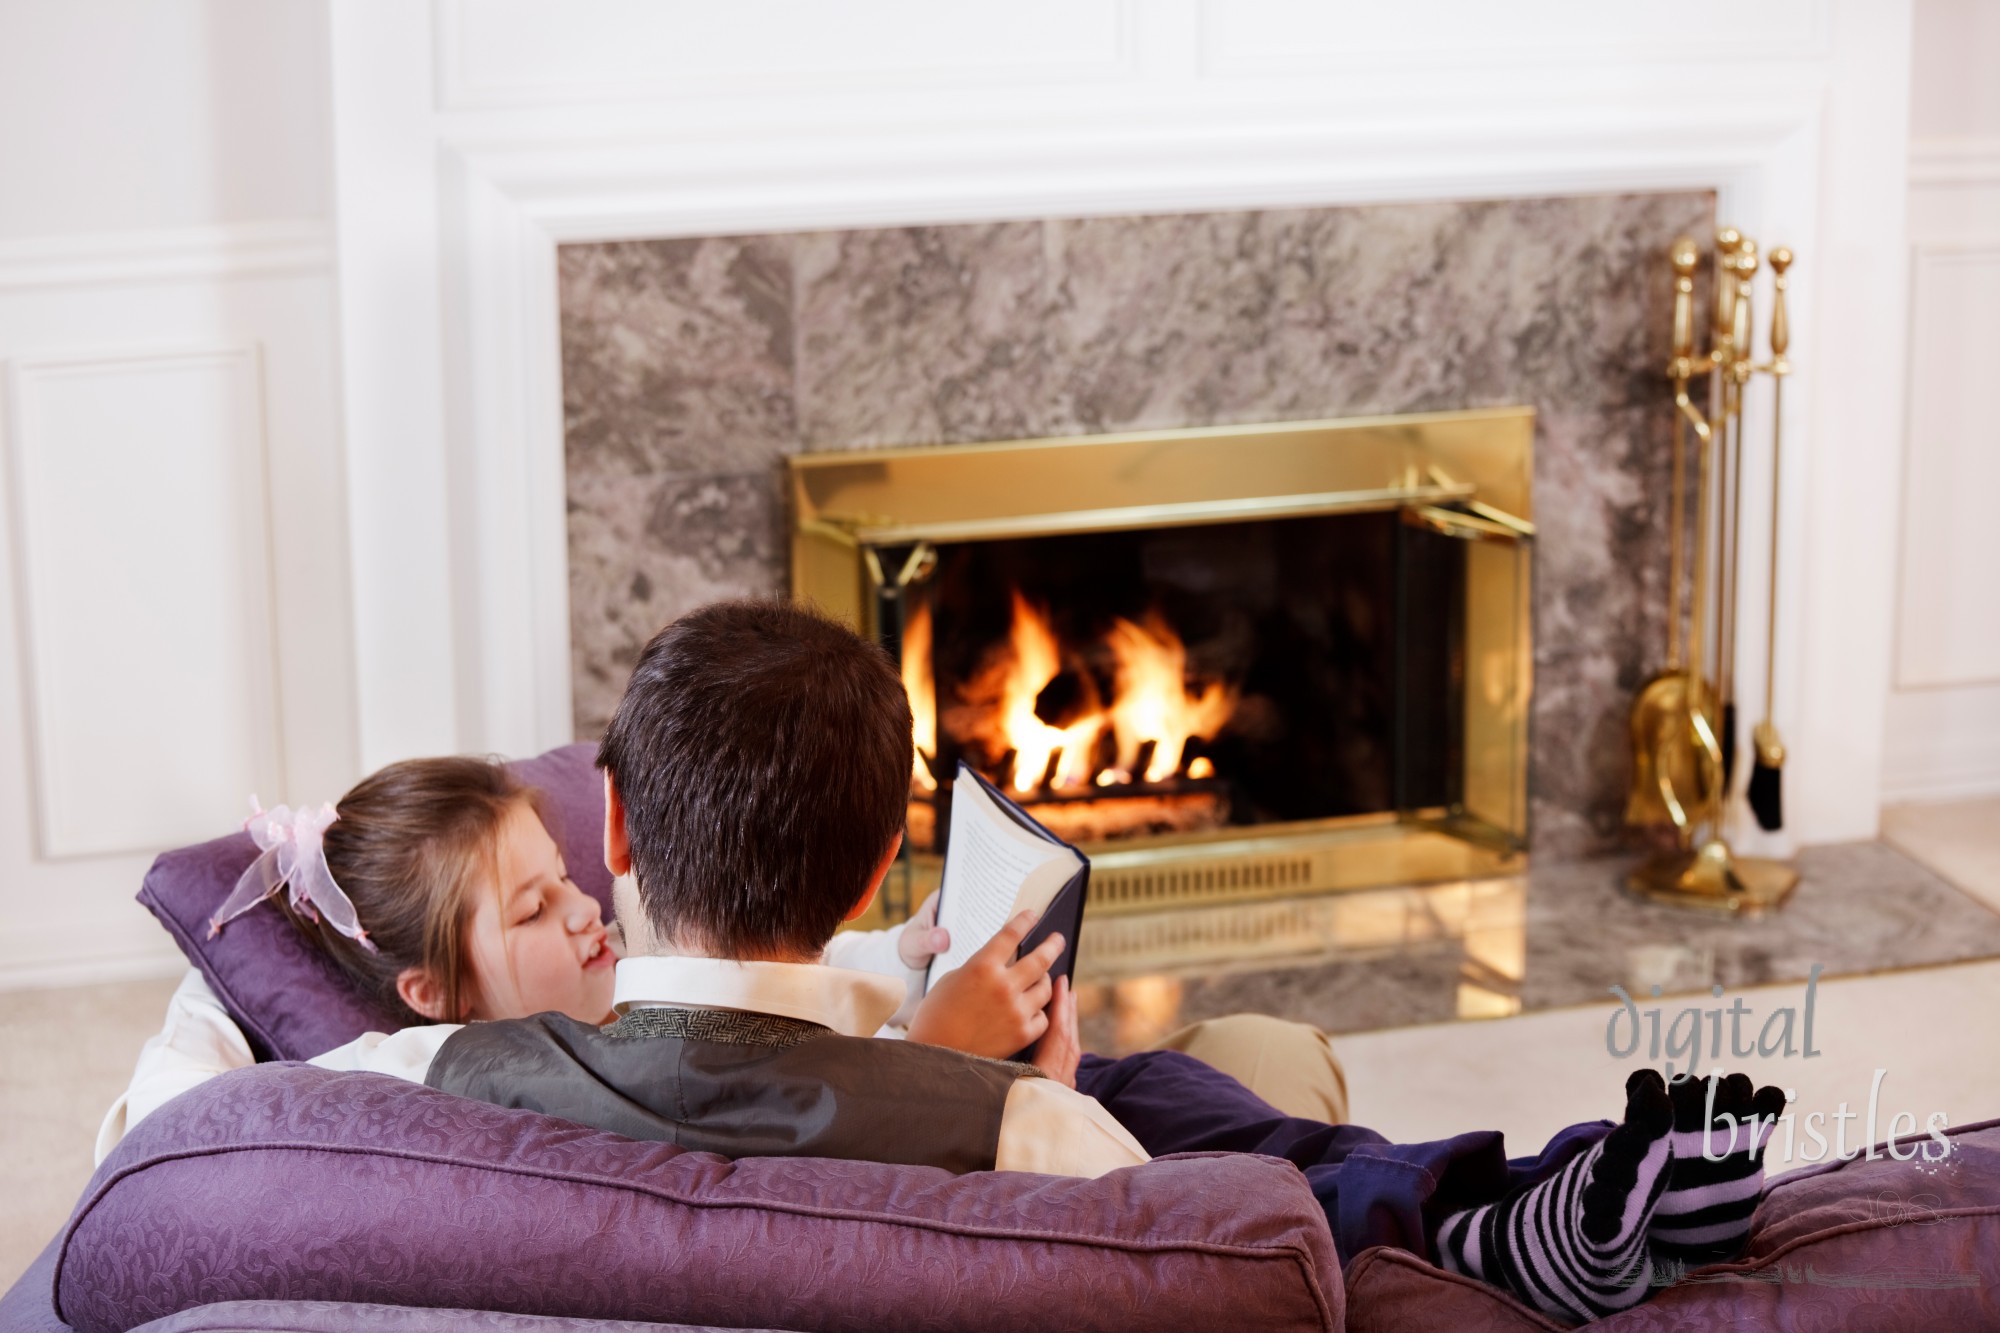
[787,407,1534,924]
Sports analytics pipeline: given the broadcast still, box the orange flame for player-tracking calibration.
[936,592,1235,795]
[1105,615,1237,783]
[902,601,937,792]
[980,593,1104,793]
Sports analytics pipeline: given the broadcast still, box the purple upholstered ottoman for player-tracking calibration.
[1342,1115,2000,1331]
[44,1063,1342,1333]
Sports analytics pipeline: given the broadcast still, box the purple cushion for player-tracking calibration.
[134,744,609,1062]
[58,1064,1343,1333]
[1340,1116,2000,1331]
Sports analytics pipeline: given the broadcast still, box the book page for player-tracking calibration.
[925,776,1082,986]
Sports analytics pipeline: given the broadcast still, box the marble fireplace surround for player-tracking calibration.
[559,190,1714,860]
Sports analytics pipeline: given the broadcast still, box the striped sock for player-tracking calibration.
[1648,1072,1786,1271]
[1437,1069,1674,1323]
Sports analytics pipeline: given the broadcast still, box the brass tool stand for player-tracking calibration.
[1626,230,1799,916]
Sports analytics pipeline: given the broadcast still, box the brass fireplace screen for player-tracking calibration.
[787,408,1534,927]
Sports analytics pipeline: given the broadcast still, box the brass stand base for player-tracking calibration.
[1626,840,1800,917]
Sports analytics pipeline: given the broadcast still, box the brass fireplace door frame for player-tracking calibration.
[786,407,1535,920]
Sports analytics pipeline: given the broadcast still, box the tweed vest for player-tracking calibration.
[425,1006,1038,1174]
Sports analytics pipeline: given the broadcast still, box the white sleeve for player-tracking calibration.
[994,1077,1152,1178]
[307,1023,463,1082]
[822,926,927,1034]
[96,968,256,1165]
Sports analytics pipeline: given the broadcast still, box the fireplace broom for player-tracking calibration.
[1748,248,1793,832]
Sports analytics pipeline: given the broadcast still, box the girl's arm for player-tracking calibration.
[820,890,946,1032]
[95,967,255,1164]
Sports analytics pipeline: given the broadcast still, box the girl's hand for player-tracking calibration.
[1029,975,1080,1088]
[896,890,950,970]
[906,910,1062,1059]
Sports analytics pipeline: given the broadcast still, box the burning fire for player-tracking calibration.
[1104,615,1236,784]
[928,591,1237,796]
[901,601,938,792]
[982,592,1105,793]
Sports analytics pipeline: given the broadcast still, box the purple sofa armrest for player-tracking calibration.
[0,1233,71,1333]
[58,1064,1343,1333]
[130,1303,791,1332]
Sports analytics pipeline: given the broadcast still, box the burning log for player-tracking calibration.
[1034,669,1096,729]
[993,748,1019,793]
[1131,739,1158,785]
[1017,790,1229,843]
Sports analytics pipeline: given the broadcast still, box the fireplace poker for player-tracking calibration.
[1748,247,1793,832]
[1624,236,1708,834]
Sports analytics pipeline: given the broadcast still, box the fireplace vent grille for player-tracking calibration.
[1091,856,1317,912]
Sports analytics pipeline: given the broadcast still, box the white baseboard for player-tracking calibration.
[1882,769,2000,805]
[0,950,186,995]
[1881,684,2000,804]
[1909,136,2000,187]
[0,918,186,994]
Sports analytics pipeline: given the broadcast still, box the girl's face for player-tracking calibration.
[459,801,618,1023]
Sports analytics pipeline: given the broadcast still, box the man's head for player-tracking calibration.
[598,599,912,960]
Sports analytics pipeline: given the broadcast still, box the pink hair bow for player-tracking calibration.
[207,798,377,952]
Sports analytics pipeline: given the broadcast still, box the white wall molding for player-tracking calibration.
[1897,241,2000,692]
[1195,0,1832,78]
[0,221,332,292]
[433,0,1142,112]
[4,344,284,862]
[1885,98,2000,806]
[1909,135,2000,186]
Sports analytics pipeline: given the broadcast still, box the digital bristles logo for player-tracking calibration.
[1605,964,1953,1166]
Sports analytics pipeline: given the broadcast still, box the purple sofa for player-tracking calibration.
[8,743,2000,1330]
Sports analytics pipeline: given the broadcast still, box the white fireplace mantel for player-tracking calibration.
[329,0,1909,851]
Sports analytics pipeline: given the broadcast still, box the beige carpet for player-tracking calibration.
[0,973,177,1290]
[4,796,1998,1293]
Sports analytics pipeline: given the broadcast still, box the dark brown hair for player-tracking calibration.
[279,756,545,1025]
[598,599,912,958]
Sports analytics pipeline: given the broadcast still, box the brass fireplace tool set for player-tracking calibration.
[1625,228,1799,915]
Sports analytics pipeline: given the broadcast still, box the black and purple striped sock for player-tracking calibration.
[1648,1072,1787,1269]
[1436,1069,1674,1323]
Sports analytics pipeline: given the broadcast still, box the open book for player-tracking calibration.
[922,763,1090,1004]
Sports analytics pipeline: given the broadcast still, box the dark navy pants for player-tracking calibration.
[1075,1049,1613,1265]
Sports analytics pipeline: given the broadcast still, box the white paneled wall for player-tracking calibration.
[1883,0,2000,802]
[6,345,282,859]
[0,3,351,989]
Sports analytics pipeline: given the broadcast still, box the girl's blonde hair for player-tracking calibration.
[279,756,547,1025]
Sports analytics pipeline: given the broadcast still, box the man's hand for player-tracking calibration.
[905,910,1063,1060]
[1028,975,1080,1088]
[896,890,949,971]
